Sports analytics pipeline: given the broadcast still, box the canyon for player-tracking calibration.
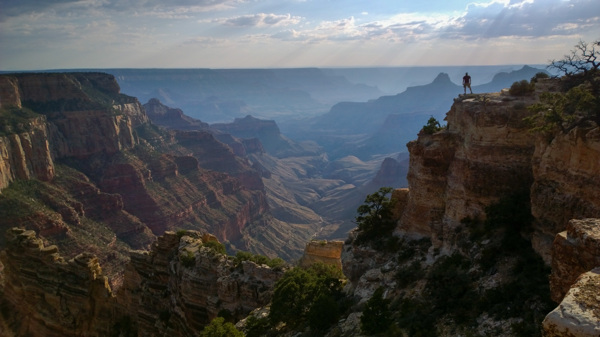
[0,69,599,336]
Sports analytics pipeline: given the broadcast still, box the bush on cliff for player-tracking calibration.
[200,317,244,337]
[354,187,397,246]
[526,39,600,133]
[233,251,286,270]
[421,116,445,134]
[509,79,535,96]
[269,263,347,333]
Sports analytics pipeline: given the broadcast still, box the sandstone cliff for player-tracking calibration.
[337,79,600,336]
[0,228,114,337]
[299,240,344,269]
[398,90,538,250]
[0,228,283,337]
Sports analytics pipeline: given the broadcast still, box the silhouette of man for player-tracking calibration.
[463,72,472,94]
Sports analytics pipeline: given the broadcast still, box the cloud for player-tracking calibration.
[445,0,600,39]
[277,0,600,43]
[219,13,302,27]
[0,0,245,20]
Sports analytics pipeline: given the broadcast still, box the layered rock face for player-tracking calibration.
[531,125,600,262]
[0,229,282,337]
[118,231,283,335]
[391,80,600,336]
[0,228,114,337]
[0,73,147,191]
[0,116,55,190]
[0,72,291,261]
[299,240,343,269]
[398,91,538,249]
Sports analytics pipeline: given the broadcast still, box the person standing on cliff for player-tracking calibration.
[463,72,472,94]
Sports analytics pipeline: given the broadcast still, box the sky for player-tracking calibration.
[1,0,599,70]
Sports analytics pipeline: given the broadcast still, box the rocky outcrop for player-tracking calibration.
[398,91,538,249]
[299,240,343,269]
[118,231,283,335]
[0,229,283,337]
[173,130,265,191]
[211,115,311,157]
[0,228,114,337]
[144,98,209,130]
[543,267,600,337]
[549,219,600,302]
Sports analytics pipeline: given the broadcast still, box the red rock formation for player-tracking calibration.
[0,228,283,337]
[117,231,283,336]
[0,228,115,337]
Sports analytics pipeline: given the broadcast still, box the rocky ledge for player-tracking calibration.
[0,228,284,337]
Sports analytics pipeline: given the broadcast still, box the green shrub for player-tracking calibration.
[203,240,226,255]
[355,187,397,246]
[233,251,287,270]
[395,260,424,288]
[509,79,535,96]
[530,72,549,83]
[245,315,271,337]
[200,317,244,337]
[176,229,188,238]
[308,293,340,332]
[0,106,42,136]
[527,85,598,134]
[422,116,445,134]
[269,263,346,331]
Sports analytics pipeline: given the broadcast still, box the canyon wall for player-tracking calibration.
[0,228,282,337]
[0,72,294,262]
[391,80,600,336]
[397,82,600,261]
[398,90,538,251]
[0,73,146,191]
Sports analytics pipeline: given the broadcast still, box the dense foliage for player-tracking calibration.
[354,187,397,245]
[268,263,347,334]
